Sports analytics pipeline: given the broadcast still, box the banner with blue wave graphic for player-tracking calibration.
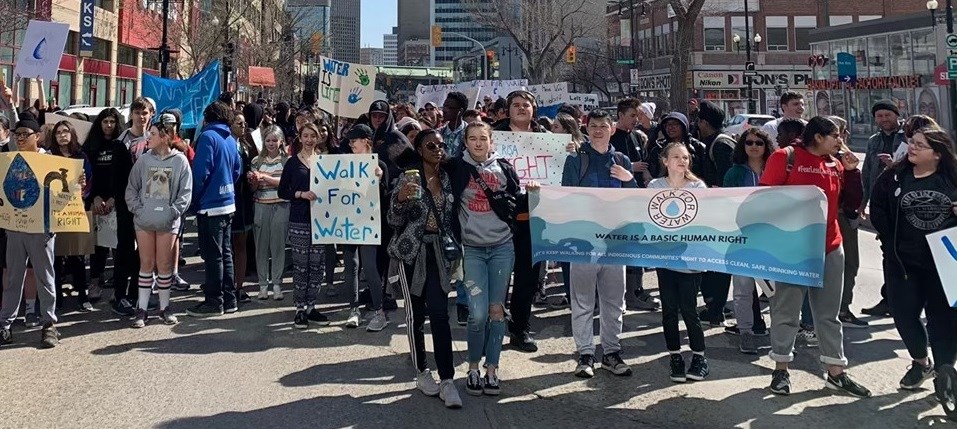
[530,186,828,287]
[143,61,221,130]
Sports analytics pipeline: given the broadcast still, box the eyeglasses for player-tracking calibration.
[13,131,36,139]
[425,142,447,152]
[744,139,765,146]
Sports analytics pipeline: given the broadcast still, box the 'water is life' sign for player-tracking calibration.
[309,154,381,245]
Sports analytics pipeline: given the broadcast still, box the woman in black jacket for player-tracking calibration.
[870,127,957,413]
[83,108,126,301]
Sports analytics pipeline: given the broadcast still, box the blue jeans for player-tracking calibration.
[464,242,515,367]
[198,213,236,307]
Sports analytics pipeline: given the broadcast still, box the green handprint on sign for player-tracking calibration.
[356,68,370,86]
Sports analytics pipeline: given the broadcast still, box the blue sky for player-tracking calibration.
[360,0,397,48]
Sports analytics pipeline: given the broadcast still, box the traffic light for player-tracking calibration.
[565,45,577,64]
[223,42,235,71]
[311,33,323,54]
[431,25,442,47]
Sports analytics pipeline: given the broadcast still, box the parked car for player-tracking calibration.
[724,114,775,138]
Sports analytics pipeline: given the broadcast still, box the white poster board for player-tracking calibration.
[94,212,117,249]
[14,20,70,81]
[309,154,381,245]
[45,113,93,143]
[925,226,957,307]
[316,56,376,119]
[492,131,571,187]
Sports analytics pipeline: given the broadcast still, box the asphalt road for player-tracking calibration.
[0,226,954,429]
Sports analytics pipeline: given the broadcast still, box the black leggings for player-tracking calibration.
[54,255,88,303]
[886,259,957,370]
[114,211,139,302]
[324,244,337,286]
[657,269,706,353]
[89,246,111,280]
[401,249,454,380]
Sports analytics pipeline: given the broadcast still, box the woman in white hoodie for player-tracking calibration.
[125,113,193,328]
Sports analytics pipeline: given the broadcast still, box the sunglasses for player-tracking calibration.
[744,139,765,146]
[425,142,447,152]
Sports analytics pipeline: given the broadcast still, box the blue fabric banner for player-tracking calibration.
[143,61,221,129]
[530,186,828,287]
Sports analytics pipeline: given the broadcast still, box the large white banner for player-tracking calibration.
[309,154,381,245]
[493,131,570,187]
[413,85,482,111]
[317,56,376,119]
[527,82,569,106]
[14,20,70,81]
[925,226,957,307]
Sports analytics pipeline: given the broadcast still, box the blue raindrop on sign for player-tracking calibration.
[356,207,362,214]
[665,201,681,217]
[325,211,330,218]
[32,38,47,60]
[4,154,40,209]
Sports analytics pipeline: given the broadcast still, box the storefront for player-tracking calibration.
[629,69,672,112]
[691,69,813,116]
[808,14,945,148]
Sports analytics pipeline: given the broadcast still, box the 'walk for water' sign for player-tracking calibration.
[309,154,381,245]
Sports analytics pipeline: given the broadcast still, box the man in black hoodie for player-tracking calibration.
[646,112,707,179]
[697,100,735,188]
[369,100,412,190]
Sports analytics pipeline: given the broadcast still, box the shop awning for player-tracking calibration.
[248,66,276,88]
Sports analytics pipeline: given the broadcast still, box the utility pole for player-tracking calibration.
[744,0,754,113]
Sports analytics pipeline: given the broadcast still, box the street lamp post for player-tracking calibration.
[928,0,957,130]
[446,31,487,80]
[735,0,761,113]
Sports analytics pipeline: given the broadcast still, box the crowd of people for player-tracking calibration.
[0,79,954,417]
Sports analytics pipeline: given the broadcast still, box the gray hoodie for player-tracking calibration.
[459,151,512,247]
[125,148,193,232]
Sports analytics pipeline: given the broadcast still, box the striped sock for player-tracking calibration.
[156,274,173,310]
[137,272,153,310]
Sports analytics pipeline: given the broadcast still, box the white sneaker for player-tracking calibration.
[366,312,389,332]
[80,301,94,312]
[272,284,284,301]
[439,379,463,409]
[258,285,269,300]
[346,308,361,328]
[416,369,440,397]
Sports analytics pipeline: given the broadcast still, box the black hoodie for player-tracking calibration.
[369,101,412,190]
[646,112,707,180]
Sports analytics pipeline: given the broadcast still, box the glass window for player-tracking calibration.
[704,17,724,51]
[859,15,882,21]
[57,71,73,106]
[65,31,78,55]
[866,35,889,77]
[92,38,112,61]
[730,16,755,49]
[794,16,816,51]
[829,16,853,26]
[828,40,848,80]
[117,45,137,66]
[912,28,936,77]
[847,37,866,78]
[765,16,788,51]
[888,32,912,76]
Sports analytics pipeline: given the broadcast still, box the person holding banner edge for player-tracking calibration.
[759,116,869,398]
[869,127,957,403]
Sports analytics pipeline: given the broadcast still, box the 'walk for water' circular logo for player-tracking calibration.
[648,189,699,229]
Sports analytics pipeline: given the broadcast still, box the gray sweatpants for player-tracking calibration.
[569,263,625,356]
[253,202,289,288]
[731,275,757,333]
[769,247,847,366]
[0,232,57,329]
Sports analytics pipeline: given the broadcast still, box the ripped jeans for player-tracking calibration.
[463,241,515,367]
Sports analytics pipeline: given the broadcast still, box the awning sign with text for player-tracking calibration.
[924,226,957,307]
[309,154,381,245]
[143,60,221,129]
[492,131,570,187]
[530,186,828,287]
[317,56,375,119]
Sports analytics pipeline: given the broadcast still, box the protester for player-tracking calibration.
[341,124,389,331]
[647,112,707,180]
[111,97,155,317]
[548,112,586,308]
[277,122,330,328]
[870,125,957,398]
[0,114,68,348]
[647,142,710,382]
[84,107,126,301]
[560,110,637,379]
[760,116,870,398]
[231,108,260,303]
[421,102,439,128]
[494,90,546,352]
[723,129,773,353]
[49,121,94,312]
[636,102,658,143]
[399,118,423,144]
[158,109,191,291]
[761,92,807,144]
[388,129,462,408]
[448,122,523,395]
[775,118,805,149]
[125,113,192,328]
[187,101,242,318]
[463,109,481,124]
[249,125,289,301]
[438,92,469,157]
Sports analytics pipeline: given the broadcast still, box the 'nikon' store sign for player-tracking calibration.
[692,71,813,89]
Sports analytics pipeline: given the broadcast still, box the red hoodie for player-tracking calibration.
[759,145,863,253]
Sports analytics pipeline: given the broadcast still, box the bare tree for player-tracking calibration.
[668,0,706,111]
[0,0,33,45]
[564,42,628,101]
[462,0,603,84]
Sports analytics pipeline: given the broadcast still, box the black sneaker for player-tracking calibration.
[697,309,725,328]
[40,324,59,349]
[900,360,935,390]
[687,354,710,381]
[724,325,741,335]
[186,301,224,318]
[575,354,595,378]
[382,297,399,311]
[601,351,633,376]
[935,365,957,421]
[238,291,252,304]
[111,298,136,317]
[171,274,191,292]
[508,331,538,353]
[456,304,469,327]
[483,373,500,396]
[294,311,308,329]
[466,369,483,396]
[826,372,872,398]
[307,309,331,326]
[224,302,238,314]
[839,311,869,329]
[770,369,791,395]
[0,328,11,346]
[533,291,549,308]
[669,354,686,383]
[861,299,891,317]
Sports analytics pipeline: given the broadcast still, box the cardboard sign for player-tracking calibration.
[94,211,117,248]
[492,131,570,187]
[317,56,376,119]
[309,154,381,245]
[45,113,93,143]
[0,152,89,233]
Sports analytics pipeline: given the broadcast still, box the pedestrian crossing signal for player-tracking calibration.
[566,45,577,64]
